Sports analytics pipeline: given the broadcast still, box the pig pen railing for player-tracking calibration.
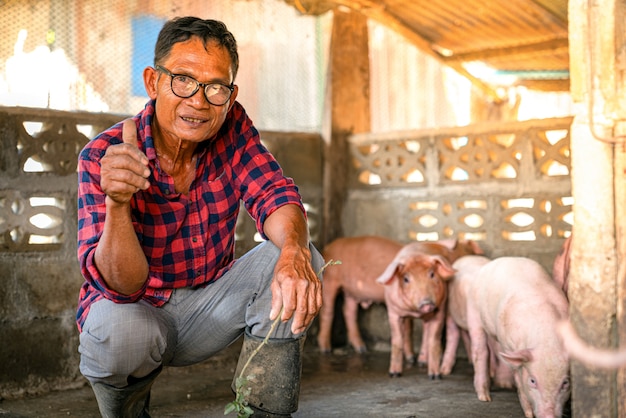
[342,116,574,270]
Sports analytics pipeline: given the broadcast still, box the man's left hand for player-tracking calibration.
[270,244,322,335]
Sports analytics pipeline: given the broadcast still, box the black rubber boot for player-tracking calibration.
[231,327,305,417]
[90,366,161,418]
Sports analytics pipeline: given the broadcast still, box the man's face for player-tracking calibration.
[144,37,238,144]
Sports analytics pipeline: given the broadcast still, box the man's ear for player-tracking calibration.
[227,84,239,111]
[143,66,159,100]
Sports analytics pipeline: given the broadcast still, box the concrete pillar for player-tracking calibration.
[568,0,626,416]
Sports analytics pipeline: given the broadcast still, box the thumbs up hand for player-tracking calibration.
[100,119,150,204]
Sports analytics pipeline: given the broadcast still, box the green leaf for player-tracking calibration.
[224,402,237,415]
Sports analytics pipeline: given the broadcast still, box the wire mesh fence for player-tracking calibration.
[0,0,328,132]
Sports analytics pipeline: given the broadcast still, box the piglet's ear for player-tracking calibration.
[438,238,458,250]
[500,349,533,368]
[468,240,484,255]
[376,261,401,285]
[432,255,455,279]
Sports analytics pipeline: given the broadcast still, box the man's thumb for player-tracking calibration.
[122,119,138,147]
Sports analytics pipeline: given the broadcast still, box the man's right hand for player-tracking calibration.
[100,119,151,204]
[94,119,151,295]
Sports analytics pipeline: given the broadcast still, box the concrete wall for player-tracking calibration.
[0,106,572,398]
[0,107,124,398]
[0,106,324,399]
[324,116,573,350]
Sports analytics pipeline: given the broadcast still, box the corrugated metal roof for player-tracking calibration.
[284,0,570,97]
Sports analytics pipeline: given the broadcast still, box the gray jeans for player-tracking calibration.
[79,241,324,388]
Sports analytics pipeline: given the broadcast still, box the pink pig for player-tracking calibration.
[376,242,455,378]
[466,257,570,418]
[440,255,491,375]
[440,255,515,388]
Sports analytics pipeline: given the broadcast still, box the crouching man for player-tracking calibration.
[76,16,323,418]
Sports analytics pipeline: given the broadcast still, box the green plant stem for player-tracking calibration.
[237,306,284,381]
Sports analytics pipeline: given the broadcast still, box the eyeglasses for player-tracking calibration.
[155,65,234,106]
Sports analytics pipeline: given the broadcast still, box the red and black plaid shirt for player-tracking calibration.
[76,100,304,331]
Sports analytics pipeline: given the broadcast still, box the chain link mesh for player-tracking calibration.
[0,0,327,132]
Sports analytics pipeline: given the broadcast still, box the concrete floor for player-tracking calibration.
[0,340,571,418]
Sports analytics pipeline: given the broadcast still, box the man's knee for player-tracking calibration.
[79,301,169,384]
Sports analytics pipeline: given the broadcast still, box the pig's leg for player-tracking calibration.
[343,295,367,353]
[402,318,416,364]
[387,312,405,377]
[426,309,445,379]
[467,308,491,401]
[489,339,514,388]
[461,330,472,365]
[316,276,340,353]
[493,360,515,389]
[488,338,497,379]
[417,320,429,366]
[441,314,460,375]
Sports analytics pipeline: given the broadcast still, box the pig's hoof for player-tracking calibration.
[388,372,403,378]
[428,374,442,380]
[477,393,492,402]
[405,355,416,365]
[355,346,367,354]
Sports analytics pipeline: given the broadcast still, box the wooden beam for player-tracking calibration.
[444,38,569,63]
[322,8,371,245]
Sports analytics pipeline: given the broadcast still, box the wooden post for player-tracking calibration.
[322,8,371,245]
[616,124,626,418]
[568,0,626,416]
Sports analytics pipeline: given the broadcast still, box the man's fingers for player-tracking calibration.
[122,119,138,147]
[119,119,150,182]
[269,283,283,321]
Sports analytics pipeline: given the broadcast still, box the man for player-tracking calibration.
[76,16,323,418]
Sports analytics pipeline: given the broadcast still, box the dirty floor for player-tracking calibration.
[0,340,570,418]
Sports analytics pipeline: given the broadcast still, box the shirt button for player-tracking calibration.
[192,237,198,243]
[196,269,202,276]
[164,188,170,195]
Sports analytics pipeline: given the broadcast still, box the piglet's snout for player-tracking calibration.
[417,299,436,314]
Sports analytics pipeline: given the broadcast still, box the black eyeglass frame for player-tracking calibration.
[155,65,234,106]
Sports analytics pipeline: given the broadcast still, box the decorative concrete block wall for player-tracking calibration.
[344,116,573,268]
[0,107,124,398]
